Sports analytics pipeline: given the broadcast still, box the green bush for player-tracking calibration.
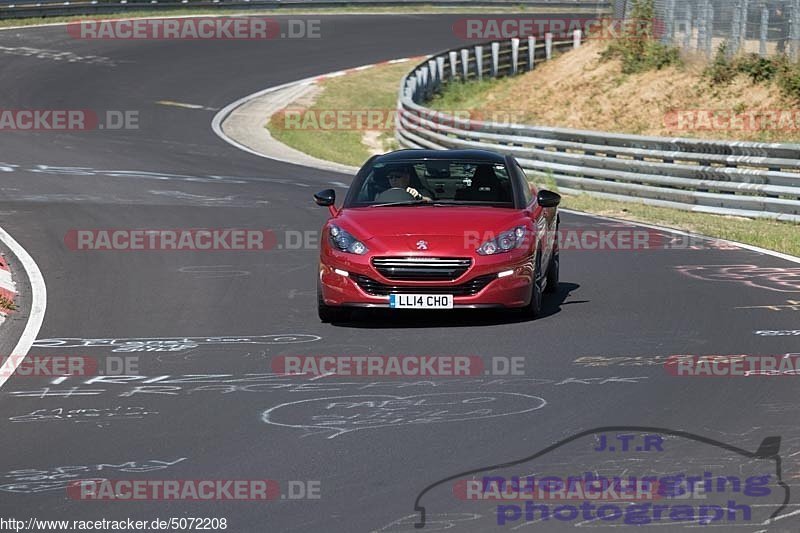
[777,61,800,101]
[704,43,737,84]
[642,41,682,71]
[600,0,682,74]
[736,53,780,83]
[702,43,800,101]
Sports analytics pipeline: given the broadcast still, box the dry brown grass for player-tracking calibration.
[436,41,798,143]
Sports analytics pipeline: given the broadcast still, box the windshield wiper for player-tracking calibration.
[369,200,426,208]
[430,201,512,207]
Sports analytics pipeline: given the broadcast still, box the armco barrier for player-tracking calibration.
[0,0,610,21]
[395,35,800,223]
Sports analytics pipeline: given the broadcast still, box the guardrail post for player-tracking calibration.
[428,59,438,82]
[545,32,553,59]
[511,38,520,75]
[475,45,484,80]
[411,74,421,103]
[436,56,446,84]
[427,59,438,98]
[405,77,415,100]
[573,29,582,49]
[417,67,428,100]
[527,36,536,70]
[460,49,470,80]
[490,42,500,78]
[448,51,458,79]
[760,5,769,57]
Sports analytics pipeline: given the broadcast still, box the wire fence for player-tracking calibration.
[614,0,800,58]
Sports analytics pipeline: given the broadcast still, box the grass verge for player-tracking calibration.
[561,193,800,257]
[267,61,410,167]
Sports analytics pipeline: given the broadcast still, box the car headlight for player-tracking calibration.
[329,225,368,255]
[477,226,527,256]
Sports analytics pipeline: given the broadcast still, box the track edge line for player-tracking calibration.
[0,226,47,390]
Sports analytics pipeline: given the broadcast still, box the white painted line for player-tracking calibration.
[211,56,421,174]
[156,100,218,111]
[560,208,800,265]
[211,76,333,164]
[0,226,47,390]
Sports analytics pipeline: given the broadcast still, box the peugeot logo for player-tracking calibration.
[416,240,429,250]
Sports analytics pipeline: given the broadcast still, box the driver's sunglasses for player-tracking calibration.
[387,173,408,179]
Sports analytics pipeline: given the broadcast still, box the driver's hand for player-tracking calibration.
[406,187,422,199]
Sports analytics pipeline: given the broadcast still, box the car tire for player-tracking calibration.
[544,247,559,294]
[318,284,349,323]
[524,251,544,318]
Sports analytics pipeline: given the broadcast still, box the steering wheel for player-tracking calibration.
[374,187,418,203]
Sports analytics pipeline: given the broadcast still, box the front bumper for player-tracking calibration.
[319,250,535,309]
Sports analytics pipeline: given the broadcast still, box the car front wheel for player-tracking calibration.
[523,251,544,318]
[545,247,559,294]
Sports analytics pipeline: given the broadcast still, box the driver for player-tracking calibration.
[386,167,433,202]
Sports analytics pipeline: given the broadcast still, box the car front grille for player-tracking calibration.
[352,274,496,297]
[371,257,472,281]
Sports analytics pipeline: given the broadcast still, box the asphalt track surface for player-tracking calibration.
[0,13,799,533]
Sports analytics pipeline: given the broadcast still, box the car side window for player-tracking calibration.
[515,162,534,205]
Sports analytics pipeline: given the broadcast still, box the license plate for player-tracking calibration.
[389,294,453,309]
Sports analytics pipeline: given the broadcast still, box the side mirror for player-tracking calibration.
[314,189,336,207]
[537,190,561,208]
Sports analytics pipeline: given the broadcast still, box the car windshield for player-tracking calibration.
[346,159,515,207]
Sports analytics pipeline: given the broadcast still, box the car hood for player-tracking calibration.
[335,207,526,240]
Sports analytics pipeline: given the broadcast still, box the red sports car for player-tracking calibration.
[314,149,561,322]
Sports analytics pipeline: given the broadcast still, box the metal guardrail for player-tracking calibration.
[395,36,800,222]
[0,0,610,21]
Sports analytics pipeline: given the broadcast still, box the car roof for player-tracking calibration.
[373,149,507,164]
